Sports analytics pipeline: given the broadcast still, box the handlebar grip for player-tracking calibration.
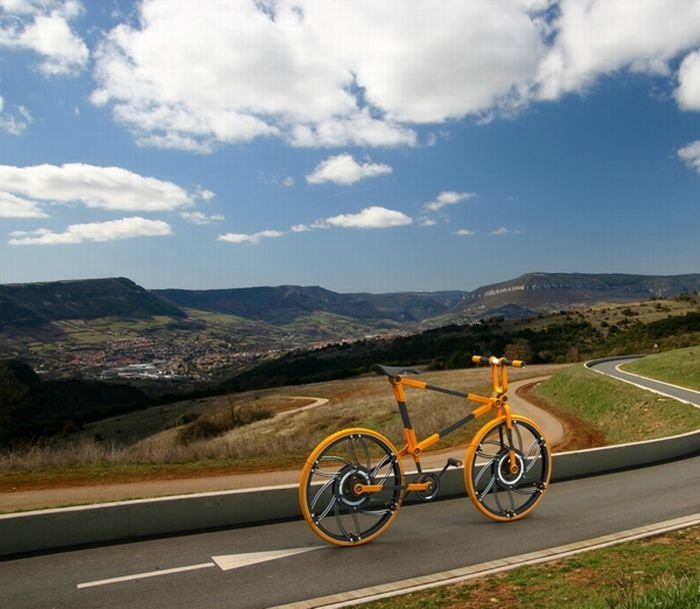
[471,355,526,368]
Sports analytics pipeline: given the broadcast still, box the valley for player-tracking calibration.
[1,272,698,383]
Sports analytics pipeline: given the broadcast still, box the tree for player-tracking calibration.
[505,339,532,363]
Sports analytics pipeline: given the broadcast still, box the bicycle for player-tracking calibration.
[298,355,552,546]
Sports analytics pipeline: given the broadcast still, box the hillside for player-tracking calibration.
[2,273,697,330]
[153,285,464,323]
[0,273,698,382]
[445,272,700,322]
[0,277,184,328]
[157,273,700,326]
[0,359,151,445]
[221,299,700,392]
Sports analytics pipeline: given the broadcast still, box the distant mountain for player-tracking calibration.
[1,273,697,331]
[446,272,700,321]
[153,285,464,324]
[0,277,184,328]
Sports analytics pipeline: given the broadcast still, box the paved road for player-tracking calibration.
[588,357,700,407]
[2,454,699,609]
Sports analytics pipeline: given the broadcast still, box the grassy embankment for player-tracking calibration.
[355,526,700,609]
[620,346,700,391]
[1,349,699,491]
[529,347,700,446]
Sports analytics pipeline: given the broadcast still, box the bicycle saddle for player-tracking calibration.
[373,364,421,377]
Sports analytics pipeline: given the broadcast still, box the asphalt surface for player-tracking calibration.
[2,454,699,609]
[2,358,698,608]
[588,358,700,407]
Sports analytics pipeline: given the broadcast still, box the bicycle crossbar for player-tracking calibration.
[439,412,476,438]
[425,384,469,399]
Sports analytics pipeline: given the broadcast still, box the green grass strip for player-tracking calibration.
[532,363,700,445]
[359,527,699,609]
[621,346,700,391]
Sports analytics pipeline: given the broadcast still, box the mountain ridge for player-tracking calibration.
[448,272,700,321]
[1,272,698,329]
[0,277,184,328]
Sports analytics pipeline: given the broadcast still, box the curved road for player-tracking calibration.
[2,359,698,609]
[587,357,700,407]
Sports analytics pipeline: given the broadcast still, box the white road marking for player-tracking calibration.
[213,546,322,571]
[77,562,215,589]
[77,546,322,589]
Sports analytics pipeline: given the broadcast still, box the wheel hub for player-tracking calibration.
[335,466,372,507]
[496,451,525,486]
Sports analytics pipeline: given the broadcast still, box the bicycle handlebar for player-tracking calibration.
[471,355,526,368]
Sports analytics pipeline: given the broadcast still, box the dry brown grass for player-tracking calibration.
[0,365,565,479]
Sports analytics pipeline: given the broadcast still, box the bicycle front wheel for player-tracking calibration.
[299,428,404,546]
[465,415,551,522]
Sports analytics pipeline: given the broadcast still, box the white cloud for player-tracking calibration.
[678,140,700,174]
[136,133,215,154]
[0,191,48,217]
[491,226,523,236]
[320,206,412,229]
[289,109,416,148]
[0,96,32,135]
[89,0,541,150]
[180,211,224,225]
[675,50,700,111]
[282,176,295,188]
[536,0,700,99]
[0,163,193,212]
[217,229,285,244]
[306,154,392,185]
[0,110,29,135]
[194,187,215,201]
[86,1,700,152]
[8,217,172,245]
[311,1,545,124]
[454,229,476,236]
[0,0,88,76]
[424,191,475,212]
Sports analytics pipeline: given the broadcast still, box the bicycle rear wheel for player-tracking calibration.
[465,415,551,522]
[299,428,404,546]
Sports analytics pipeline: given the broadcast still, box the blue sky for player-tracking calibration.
[0,0,698,293]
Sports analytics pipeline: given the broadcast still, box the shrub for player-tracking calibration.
[175,412,199,426]
[176,419,222,445]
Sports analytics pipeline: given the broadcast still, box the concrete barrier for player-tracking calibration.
[2,427,698,558]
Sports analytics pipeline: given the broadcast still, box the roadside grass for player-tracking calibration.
[620,346,700,391]
[531,362,700,446]
[356,526,700,609]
